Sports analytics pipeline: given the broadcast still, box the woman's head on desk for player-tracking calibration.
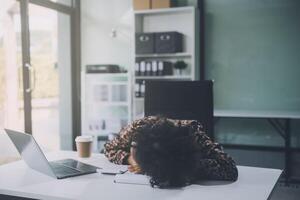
[105,116,238,188]
[132,117,203,188]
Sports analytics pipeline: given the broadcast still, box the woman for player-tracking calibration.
[104,116,238,188]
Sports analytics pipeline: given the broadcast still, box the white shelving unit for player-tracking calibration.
[81,72,131,152]
[132,6,199,120]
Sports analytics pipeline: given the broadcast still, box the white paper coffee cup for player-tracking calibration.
[75,136,93,158]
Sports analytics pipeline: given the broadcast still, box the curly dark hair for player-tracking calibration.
[134,117,203,188]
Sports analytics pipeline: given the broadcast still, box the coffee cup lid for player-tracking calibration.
[75,136,93,142]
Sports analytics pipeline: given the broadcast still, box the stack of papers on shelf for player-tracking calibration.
[114,173,150,185]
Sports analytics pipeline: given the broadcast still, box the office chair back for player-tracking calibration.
[144,80,214,138]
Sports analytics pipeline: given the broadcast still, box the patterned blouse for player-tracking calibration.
[104,116,238,181]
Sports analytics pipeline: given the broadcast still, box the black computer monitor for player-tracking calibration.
[144,80,214,138]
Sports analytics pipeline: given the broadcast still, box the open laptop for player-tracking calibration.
[5,129,98,179]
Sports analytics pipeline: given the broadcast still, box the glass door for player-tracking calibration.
[27,3,71,151]
[18,0,79,151]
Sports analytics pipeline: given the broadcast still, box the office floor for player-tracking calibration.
[271,183,300,200]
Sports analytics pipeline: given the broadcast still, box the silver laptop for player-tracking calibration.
[5,129,98,179]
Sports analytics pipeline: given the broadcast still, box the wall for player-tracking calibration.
[203,1,300,179]
[204,0,300,147]
[80,0,198,70]
[81,0,134,71]
[205,0,300,111]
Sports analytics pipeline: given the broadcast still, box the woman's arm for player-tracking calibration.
[194,126,238,181]
[103,125,132,165]
[104,116,160,165]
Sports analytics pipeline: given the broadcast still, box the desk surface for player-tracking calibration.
[0,151,282,200]
[214,109,300,119]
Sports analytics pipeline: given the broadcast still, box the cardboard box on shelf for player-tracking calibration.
[151,0,172,9]
[133,0,151,10]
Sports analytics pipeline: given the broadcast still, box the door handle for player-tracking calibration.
[18,66,23,92]
[25,63,36,93]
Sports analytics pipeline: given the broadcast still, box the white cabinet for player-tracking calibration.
[81,73,131,152]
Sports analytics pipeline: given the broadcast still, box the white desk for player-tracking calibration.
[214,109,300,182]
[0,151,282,200]
[214,109,300,119]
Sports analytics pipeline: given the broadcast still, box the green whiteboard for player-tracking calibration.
[205,0,300,112]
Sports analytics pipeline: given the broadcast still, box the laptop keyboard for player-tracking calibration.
[49,159,98,178]
[50,162,81,177]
